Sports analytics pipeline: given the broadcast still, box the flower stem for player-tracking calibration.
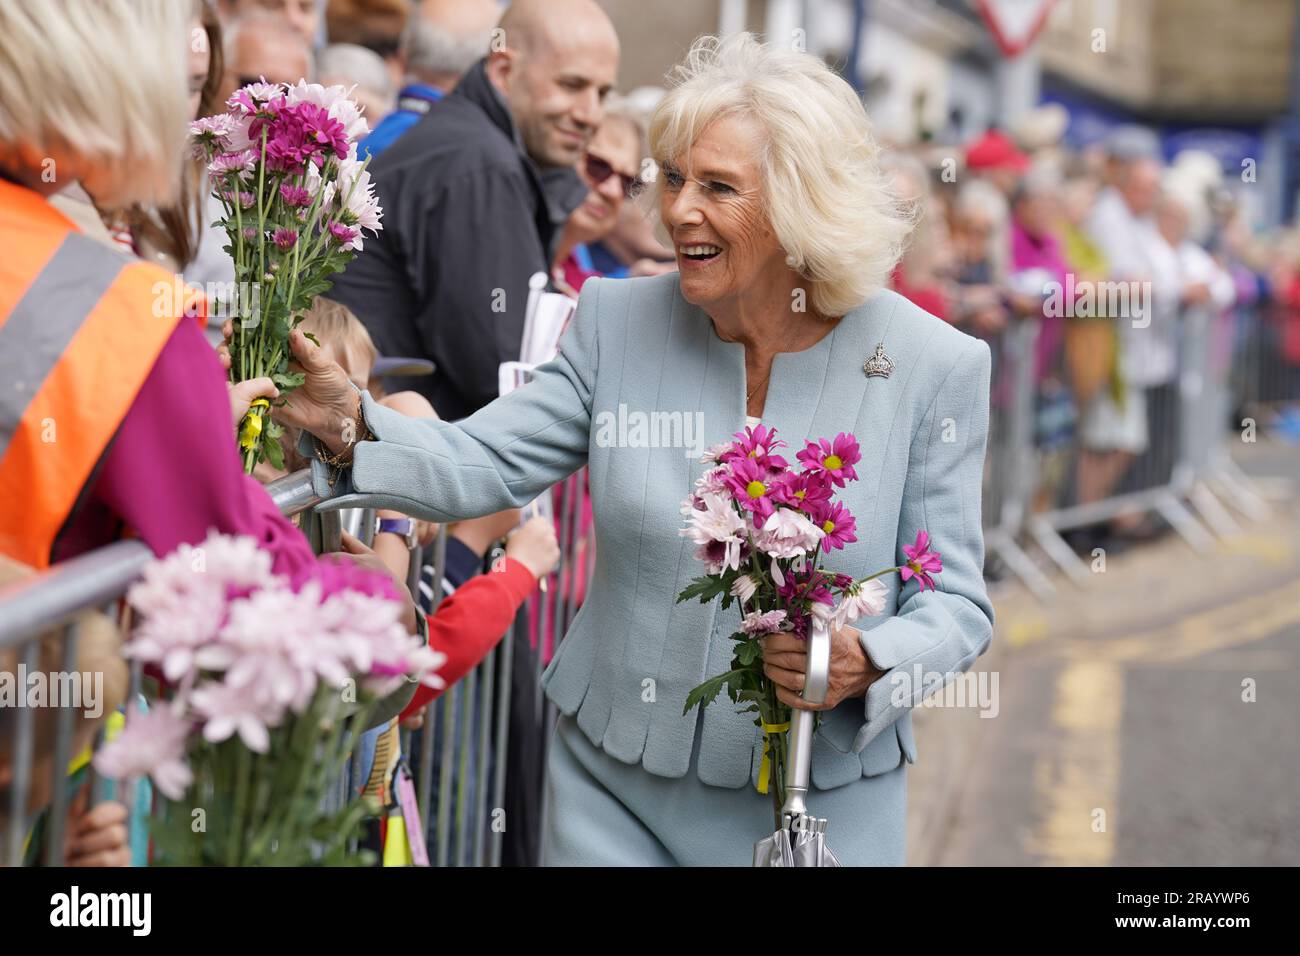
[226,742,252,866]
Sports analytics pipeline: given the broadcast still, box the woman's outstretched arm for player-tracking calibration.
[284,280,604,524]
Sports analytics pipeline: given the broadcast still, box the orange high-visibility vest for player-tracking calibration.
[0,178,206,569]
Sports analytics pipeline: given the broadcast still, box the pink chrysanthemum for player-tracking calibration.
[721,422,788,474]
[772,470,832,515]
[208,148,257,177]
[815,500,858,551]
[796,432,861,487]
[93,706,194,801]
[264,101,349,172]
[721,457,778,524]
[279,182,312,207]
[326,220,360,249]
[900,530,942,591]
[778,570,836,612]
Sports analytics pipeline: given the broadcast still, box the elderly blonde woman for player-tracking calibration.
[282,34,995,866]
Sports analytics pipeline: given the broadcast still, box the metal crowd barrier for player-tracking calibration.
[404,469,592,867]
[0,465,593,868]
[980,300,1280,601]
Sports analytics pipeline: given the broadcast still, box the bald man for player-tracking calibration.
[360,0,501,159]
[328,0,620,421]
[490,0,620,167]
[219,0,320,50]
[214,9,314,109]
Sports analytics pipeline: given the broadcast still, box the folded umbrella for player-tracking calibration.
[753,616,841,867]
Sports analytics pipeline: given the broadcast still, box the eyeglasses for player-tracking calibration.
[585,153,642,199]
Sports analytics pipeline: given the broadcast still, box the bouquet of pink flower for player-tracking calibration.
[677,424,942,821]
[94,533,441,866]
[189,79,383,473]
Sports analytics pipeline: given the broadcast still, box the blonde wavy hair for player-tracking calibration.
[0,0,191,208]
[648,33,914,318]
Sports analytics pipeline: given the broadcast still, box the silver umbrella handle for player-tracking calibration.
[780,615,830,823]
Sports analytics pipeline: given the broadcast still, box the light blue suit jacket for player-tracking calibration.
[321,273,995,791]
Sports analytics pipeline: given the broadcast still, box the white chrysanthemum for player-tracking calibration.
[756,507,823,559]
[730,573,759,604]
[832,578,889,629]
[741,609,788,636]
[334,155,383,233]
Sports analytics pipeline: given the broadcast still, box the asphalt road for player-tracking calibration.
[906,440,1300,866]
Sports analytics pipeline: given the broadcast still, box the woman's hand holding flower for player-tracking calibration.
[219,321,360,455]
[761,625,886,711]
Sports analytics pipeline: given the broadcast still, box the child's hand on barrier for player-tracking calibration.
[329,532,418,633]
[504,516,561,582]
[65,798,131,867]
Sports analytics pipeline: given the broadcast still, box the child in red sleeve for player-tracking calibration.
[400,516,559,721]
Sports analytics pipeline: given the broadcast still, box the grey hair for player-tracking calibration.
[954,178,1008,223]
[649,33,915,317]
[317,43,393,100]
[224,7,315,79]
[400,13,492,82]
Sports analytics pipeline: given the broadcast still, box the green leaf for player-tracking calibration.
[682,668,747,716]
[272,370,305,390]
[676,574,728,604]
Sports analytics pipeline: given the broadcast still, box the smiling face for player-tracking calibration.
[659,113,789,314]
[568,117,641,244]
[488,9,619,169]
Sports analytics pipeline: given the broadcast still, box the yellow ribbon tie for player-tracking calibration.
[756,720,790,795]
[238,398,271,449]
[382,810,413,867]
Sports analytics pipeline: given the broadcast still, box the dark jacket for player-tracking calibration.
[328,59,585,420]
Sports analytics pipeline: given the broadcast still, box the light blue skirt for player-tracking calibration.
[541,709,907,866]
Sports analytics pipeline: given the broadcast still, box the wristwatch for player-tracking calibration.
[376,516,418,549]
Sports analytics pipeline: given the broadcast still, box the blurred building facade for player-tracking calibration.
[598,0,1300,226]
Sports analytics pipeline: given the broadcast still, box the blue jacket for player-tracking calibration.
[358,83,443,160]
[320,272,995,791]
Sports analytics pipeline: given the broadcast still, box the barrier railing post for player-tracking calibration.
[472,649,494,866]
[416,525,447,832]
[488,622,514,868]
[41,622,80,866]
[4,640,38,867]
[985,318,1063,596]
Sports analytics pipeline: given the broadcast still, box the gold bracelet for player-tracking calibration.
[314,393,373,469]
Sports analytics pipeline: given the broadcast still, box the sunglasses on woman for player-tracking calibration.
[585,153,642,199]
